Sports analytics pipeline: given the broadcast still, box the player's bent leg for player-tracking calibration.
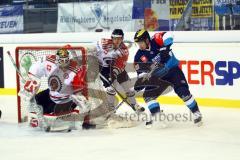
[120,77,145,113]
[106,85,117,110]
[174,86,202,126]
[143,86,162,116]
[143,78,175,128]
[164,67,203,126]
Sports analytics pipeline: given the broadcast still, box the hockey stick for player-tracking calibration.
[99,73,136,111]
[123,40,134,49]
[7,51,26,81]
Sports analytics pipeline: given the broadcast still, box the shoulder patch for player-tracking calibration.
[140,55,148,63]
[46,55,56,64]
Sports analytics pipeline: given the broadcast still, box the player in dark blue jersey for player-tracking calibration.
[133,29,202,127]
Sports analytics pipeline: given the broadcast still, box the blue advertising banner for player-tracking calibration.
[0,5,23,33]
[215,0,240,15]
[132,0,151,19]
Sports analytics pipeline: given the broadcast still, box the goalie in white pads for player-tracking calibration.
[23,47,90,131]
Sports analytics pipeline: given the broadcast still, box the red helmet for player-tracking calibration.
[153,32,166,46]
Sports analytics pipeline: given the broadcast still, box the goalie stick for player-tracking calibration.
[7,51,26,82]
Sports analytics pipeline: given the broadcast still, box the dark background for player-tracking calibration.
[0,47,4,88]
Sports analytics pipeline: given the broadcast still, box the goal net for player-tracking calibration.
[15,46,110,123]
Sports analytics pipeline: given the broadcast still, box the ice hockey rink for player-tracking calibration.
[1,95,240,160]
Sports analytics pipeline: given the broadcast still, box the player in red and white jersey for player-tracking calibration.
[96,29,145,113]
[23,46,91,130]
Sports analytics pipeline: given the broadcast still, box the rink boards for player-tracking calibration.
[0,31,239,108]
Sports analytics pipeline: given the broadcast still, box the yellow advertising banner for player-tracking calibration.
[170,0,213,19]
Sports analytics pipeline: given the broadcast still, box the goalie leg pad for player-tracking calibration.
[43,112,76,132]
[28,112,39,128]
[27,100,46,128]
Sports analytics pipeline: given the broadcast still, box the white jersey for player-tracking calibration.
[29,55,80,104]
[96,38,129,69]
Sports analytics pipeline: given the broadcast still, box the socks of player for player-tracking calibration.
[147,100,160,116]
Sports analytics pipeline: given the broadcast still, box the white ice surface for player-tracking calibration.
[0,96,240,160]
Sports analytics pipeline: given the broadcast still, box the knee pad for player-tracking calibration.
[106,86,116,96]
[126,90,135,98]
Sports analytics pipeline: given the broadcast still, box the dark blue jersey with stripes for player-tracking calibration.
[134,38,171,75]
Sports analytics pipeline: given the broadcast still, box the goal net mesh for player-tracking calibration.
[16,46,111,123]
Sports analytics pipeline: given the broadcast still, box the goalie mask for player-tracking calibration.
[56,48,70,68]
